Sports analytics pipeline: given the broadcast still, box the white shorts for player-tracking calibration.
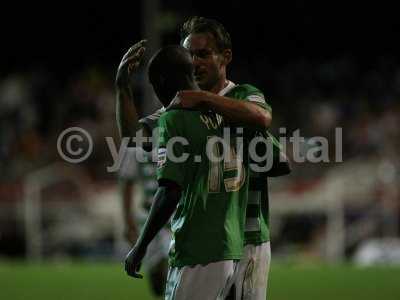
[234,242,271,300]
[165,260,239,300]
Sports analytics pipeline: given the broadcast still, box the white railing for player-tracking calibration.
[270,156,398,261]
[22,162,124,261]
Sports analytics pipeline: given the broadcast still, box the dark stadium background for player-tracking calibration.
[3,2,398,75]
[1,1,400,299]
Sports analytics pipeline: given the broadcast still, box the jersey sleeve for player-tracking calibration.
[240,84,272,114]
[156,111,189,188]
[118,147,139,181]
[138,107,165,151]
[138,107,165,132]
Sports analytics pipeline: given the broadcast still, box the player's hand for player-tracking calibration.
[168,90,211,110]
[115,39,147,88]
[125,245,146,279]
[124,224,139,244]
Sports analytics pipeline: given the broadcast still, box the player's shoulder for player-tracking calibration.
[159,108,185,122]
[227,83,270,110]
[158,108,196,131]
[229,83,264,97]
[139,107,165,132]
[161,108,200,121]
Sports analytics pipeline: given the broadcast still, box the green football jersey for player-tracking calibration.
[223,83,274,245]
[157,108,250,268]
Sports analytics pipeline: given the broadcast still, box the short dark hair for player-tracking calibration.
[148,45,194,106]
[180,16,232,52]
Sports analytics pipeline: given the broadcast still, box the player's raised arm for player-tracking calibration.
[115,40,148,140]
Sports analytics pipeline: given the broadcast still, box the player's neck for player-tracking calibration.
[187,81,200,91]
[211,78,229,94]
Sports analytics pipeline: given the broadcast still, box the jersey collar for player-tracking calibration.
[218,80,236,96]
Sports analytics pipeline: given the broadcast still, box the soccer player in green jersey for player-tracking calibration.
[125,45,251,299]
[177,17,288,300]
[115,17,290,300]
[176,17,292,299]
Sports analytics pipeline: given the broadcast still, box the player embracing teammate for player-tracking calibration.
[116,17,290,300]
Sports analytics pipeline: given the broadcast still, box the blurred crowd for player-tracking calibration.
[0,67,118,182]
[1,55,399,182]
[1,53,399,261]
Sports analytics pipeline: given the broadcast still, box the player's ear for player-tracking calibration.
[222,49,232,65]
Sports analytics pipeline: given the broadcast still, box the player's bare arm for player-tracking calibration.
[174,90,272,130]
[125,179,181,279]
[115,40,150,141]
